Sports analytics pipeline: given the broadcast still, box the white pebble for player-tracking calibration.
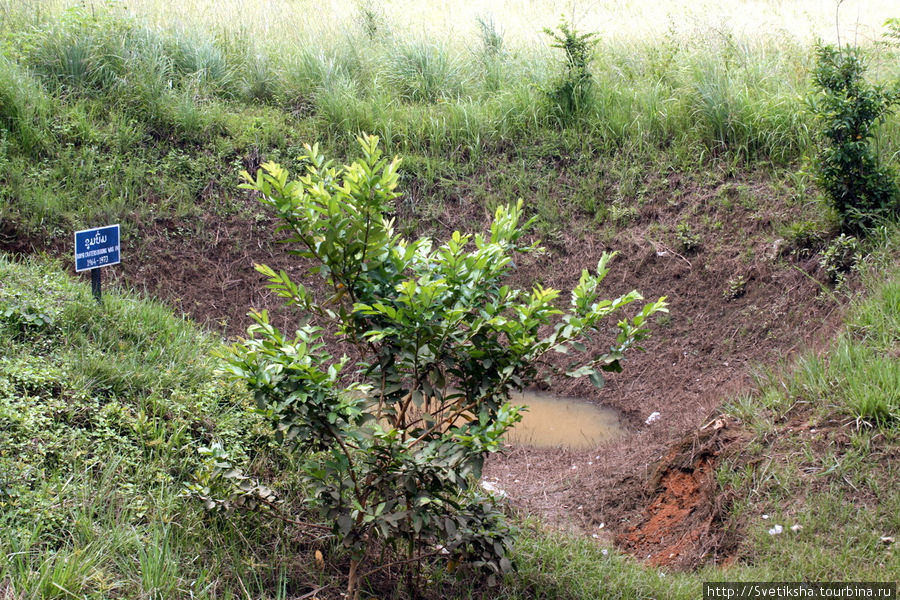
[768,524,783,535]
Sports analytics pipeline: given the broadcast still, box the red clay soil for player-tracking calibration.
[1,168,846,569]
[615,417,749,568]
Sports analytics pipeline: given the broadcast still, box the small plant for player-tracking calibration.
[476,15,504,59]
[0,301,56,338]
[475,15,505,91]
[355,0,389,40]
[809,44,900,232]
[675,222,701,252]
[216,135,667,598]
[820,233,861,284]
[542,18,598,121]
[783,220,826,256]
[607,201,637,225]
[724,275,747,299]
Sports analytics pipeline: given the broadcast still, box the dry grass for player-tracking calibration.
[14,0,899,48]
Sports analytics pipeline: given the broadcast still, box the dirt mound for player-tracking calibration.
[617,418,748,568]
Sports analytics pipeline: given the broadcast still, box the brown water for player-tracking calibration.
[506,391,625,449]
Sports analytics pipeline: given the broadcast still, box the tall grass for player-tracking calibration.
[0,0,897,240]
[0,57,54,156]
[2,1,897,166]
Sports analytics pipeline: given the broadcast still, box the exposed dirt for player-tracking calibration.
[478,171,844,567]
[616,417,749,568]
[1,167,847,569]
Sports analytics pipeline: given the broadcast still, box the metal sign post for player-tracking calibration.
[74,224,121,303]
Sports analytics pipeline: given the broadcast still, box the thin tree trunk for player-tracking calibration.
[347,559,360,600]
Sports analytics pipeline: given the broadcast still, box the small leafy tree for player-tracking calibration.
[542,18,599,122]
[219,135,667,597]
[810,44,900,232]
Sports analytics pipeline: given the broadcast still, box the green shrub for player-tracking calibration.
[542,19,598,122]
[213,135,667,597]
[820,233,862,284]
[675,222,701,252]
[810,44,900,232]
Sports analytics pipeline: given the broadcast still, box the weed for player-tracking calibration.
[475,15,506,92]
[724,275,747,299]
[820,233,861,285]
[355,0,389,40]
[675,221,701,252]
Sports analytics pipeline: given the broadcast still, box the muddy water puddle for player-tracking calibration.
[506,391,625,449]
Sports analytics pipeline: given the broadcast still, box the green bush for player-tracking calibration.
[542,19,598,122]
[810,44,900,232]
[820,233,862,284]
[214,135,667,598]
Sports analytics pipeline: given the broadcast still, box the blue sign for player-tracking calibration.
[74,224,120,272]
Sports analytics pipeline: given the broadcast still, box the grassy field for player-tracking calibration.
[1,0,899,240]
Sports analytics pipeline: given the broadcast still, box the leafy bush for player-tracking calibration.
[219,135,667,597]
[820,233,861,284]
[542,19,598,122]
[809,44,900,232]
[675,222,701,252]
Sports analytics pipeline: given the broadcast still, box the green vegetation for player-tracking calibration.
[209,137,665,597]
[1,0,900,598]
[1,2,898,243]
[0,256,290,599]
[810,44,900,231]
[720,232,900,580]
[2,229,897,597]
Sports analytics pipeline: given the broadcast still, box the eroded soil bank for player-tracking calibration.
[3,167,845,567]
